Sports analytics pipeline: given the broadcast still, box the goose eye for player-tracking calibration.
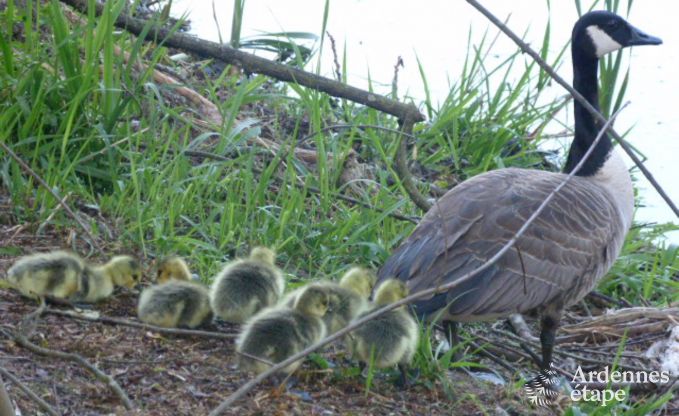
[606,20,619,29]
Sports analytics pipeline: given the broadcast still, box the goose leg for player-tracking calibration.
[443,320,462,360]
[539,307,562,370]
[396,363,410,388]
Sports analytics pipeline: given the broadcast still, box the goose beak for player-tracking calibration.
[628,25,662,46]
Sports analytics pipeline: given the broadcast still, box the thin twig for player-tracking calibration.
[0,367,58,416]
[12,331,134,410]
[0,142,103,251]
[466,0,679,219]
[395,114,433,211]
[208,104,628,414]
[326,32,342,82]
[45,308,237,339]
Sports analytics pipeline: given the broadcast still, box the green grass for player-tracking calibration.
[1,0,677,413]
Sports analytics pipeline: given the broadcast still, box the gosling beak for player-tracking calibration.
[628,25,662,46]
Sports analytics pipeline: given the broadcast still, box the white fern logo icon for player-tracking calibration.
[524,364,559,407]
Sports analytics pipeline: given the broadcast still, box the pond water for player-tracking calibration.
[171,0,679,243]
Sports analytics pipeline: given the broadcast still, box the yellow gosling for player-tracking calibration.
[78,256,142,303]
[348,279,419,386]
[6,251,85,299]
[137,281,212,328]
[156,256,193,283]
[236,285,329,375]
[210,247,285,323]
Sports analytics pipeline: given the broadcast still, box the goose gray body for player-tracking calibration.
[378,166,627,322]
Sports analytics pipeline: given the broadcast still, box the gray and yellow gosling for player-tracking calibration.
[6,251,85,299]
[348,279,419,386]
[282,267,375,334]
[6,252,141,303]
[236,285,329,375]
[78,255,142,302]
[138,282,212,328]
[155,256,193,283]
[210,247,285,323]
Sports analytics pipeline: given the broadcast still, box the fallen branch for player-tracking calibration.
[394,114,432,211]
[208,104,627,414]
[0,142,103,252]
[466,0,679,220]
[13,332,134,410]
[45,308,237,340]
[0,367,58,416]
[59,0,423,124]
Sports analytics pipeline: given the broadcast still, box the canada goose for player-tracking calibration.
[78,255,142,302]
[155,256,193,283]
[280,267,374,334]
[376,11,662,369]
[348,279,419,386]
[6,251,85,299]
[137,281,212,328]
[210,246,285,323]
[236,285,329,375]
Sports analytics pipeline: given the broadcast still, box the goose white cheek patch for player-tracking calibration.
[587,26,623,57]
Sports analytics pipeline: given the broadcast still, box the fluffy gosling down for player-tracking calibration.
[236,286,329,375]
[282,267,375,334]
[138,257,212,328]
[6,252,141,302]
[6,251,85,299]
[155,256,193,283]
[210,247,285,323]
[348,279,419,386]
[78,255,142,302]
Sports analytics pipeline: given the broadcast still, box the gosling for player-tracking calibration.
[282,267,375,334]
[210,247,285,323]
[348,279,419,386]
[236,285,329,375]
[138,281,212,328]
[78,255,142,302]
[155,256,193,283]
[6,251,85,299]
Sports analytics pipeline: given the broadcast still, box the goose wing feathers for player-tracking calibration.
[378,168,625,321]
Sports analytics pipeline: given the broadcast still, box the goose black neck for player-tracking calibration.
[563,49,612,176]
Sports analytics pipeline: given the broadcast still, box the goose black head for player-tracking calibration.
[573,11,662,59]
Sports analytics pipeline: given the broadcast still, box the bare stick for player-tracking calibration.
[395,114,433,211]
[45,308,237,339]
[0,142,103,251]
[466,0,679,219]
[208,105,628,414]
[13,332,134,410]
[0,367,58,416]
[59,0,423,124]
